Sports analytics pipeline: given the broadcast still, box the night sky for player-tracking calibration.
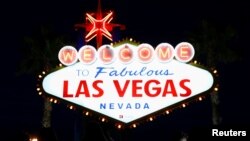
[1,0,250,141]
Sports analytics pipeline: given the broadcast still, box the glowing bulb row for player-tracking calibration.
[36,86,216,129]
[36,62,219,129]
[58,42,195,66]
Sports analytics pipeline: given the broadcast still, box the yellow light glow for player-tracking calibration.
[30,137,38,141]
[85,112,89,116]
[38,92,42,95]
[42,71,45,74]
[166,110,170,114]
[50,98,53,102]
[54,100,57,104]
[133,124,136,128]
[214,87,219,91]
[69,106,73,110]
[182,104,186,108]
[194,60,197,64]
[129,38,133,42]
[198,97,202,101]
[213,70,217,74]
[117,124,122,129]
[149,117,153,121]
[101,118,105,122]
[59,63,63,67]
[36,88,40,91]
[38,75,42,78]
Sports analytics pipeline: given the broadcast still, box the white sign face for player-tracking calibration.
[43,43,213,123]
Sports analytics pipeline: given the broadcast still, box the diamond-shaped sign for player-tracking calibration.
[42,43,213,123]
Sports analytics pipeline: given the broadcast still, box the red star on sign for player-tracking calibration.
[75,0,125,48]
[85,11,113,42]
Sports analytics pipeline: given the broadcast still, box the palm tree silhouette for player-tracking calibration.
[20,25,67,129]
[189,20,239,125]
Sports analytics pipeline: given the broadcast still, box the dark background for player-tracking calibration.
[1,0,249,140]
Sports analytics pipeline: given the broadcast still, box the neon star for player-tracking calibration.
[85,11,113,43]
[75,0,125,48]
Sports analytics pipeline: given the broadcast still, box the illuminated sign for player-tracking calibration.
[42,42,213,123]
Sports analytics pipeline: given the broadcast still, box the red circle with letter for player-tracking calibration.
[175,42,195,63]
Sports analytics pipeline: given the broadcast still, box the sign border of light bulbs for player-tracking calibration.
[42,42,214,123]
